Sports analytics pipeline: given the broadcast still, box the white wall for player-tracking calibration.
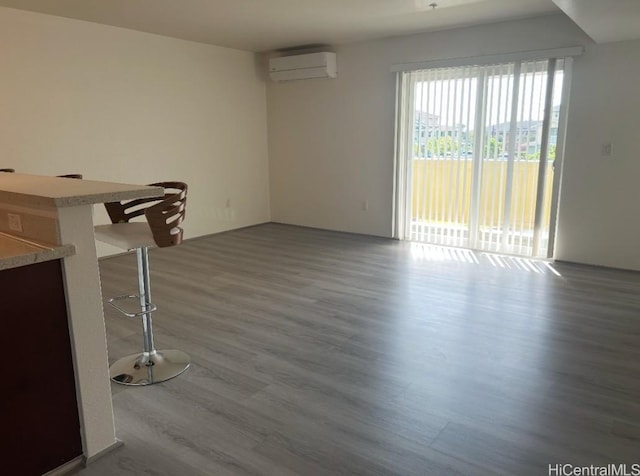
[267,14,640,270]
[0,7,270,255]
[555,38,640,270]
[267,14,588,238]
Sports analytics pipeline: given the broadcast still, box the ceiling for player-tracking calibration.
[0,0,637,52]
[552,0,640,44]
[0,0,560,52]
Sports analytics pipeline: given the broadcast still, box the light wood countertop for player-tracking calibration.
[0,173,163,208]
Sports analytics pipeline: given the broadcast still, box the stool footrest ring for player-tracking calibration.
[107,294,157,318]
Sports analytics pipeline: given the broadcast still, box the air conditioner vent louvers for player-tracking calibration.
[269,52,337,82]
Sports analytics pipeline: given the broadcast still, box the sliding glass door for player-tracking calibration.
[396,58,567,258]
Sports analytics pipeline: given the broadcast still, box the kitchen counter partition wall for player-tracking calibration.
[0,173,163,475]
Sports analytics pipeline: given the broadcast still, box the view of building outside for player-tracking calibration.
[413,105,560,161]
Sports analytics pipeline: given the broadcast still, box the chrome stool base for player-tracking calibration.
[110,349,190,386]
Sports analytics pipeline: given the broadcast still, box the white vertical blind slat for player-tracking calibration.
[501,61,521,253]
[424,71,434,243]
[414,73,424,241]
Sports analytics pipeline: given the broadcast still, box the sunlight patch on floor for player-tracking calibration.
[409,241,562,276]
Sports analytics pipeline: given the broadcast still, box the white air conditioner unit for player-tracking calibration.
[269,52,337,82]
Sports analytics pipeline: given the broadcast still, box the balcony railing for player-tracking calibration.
[410,157,554,255]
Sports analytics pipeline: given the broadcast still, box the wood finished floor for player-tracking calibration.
[77,223,640,475]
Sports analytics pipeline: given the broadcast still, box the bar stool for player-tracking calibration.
[94,182,190,386]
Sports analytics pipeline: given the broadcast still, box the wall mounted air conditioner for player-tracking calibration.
[269,52,337,82]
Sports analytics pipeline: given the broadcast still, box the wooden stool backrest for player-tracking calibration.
[104,182,187,247]
[57,174,83,179]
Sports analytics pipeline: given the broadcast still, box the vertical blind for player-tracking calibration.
[395,55,570,258]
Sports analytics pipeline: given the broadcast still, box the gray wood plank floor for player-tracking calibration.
[76,223,640,475]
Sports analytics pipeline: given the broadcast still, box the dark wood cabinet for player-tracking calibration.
[0,259,82,475]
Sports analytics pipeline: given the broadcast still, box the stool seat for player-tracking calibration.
[94,222,157,250]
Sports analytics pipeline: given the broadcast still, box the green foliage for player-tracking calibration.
[413,133,554,160]
[525,145,556,161]
[414,136,462,156]
[427,136,460,155]
[483,137,503,157]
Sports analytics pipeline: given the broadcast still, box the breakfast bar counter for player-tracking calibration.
[0,173,163,475]
[0,232,75,270]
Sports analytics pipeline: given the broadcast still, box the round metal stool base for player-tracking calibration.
[110,350,190,386]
